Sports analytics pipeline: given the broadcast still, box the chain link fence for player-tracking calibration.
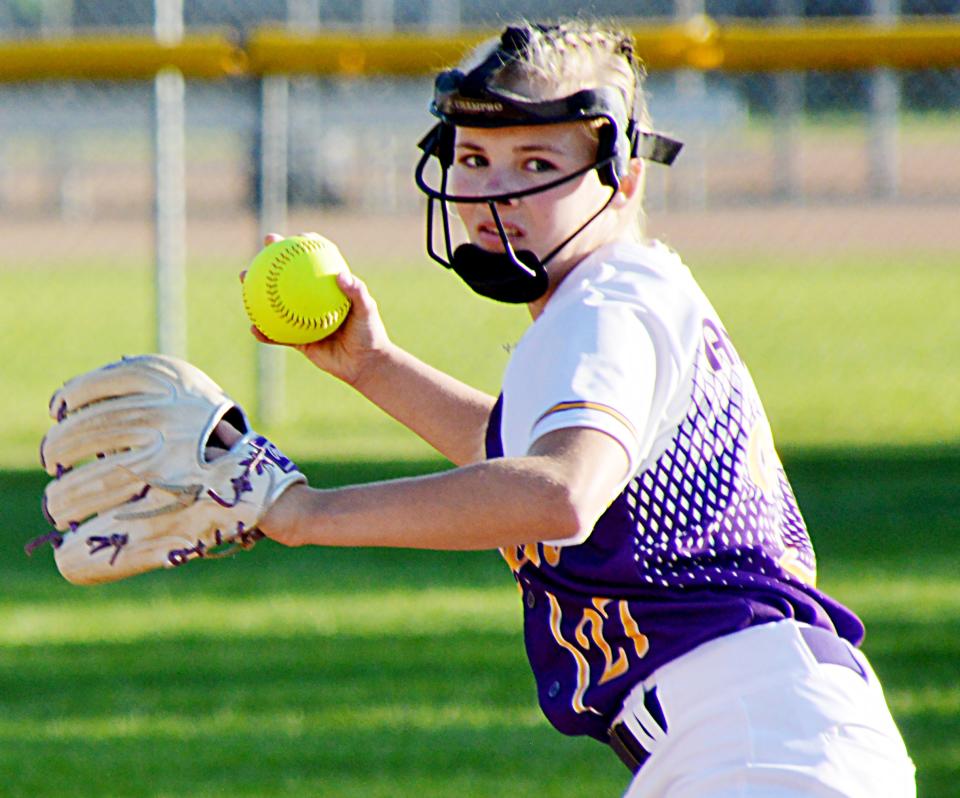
[1,1,957,258]
[8,70,955,255]
[2,1,959,29]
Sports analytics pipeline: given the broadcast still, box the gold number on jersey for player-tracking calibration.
[546,592,650,713]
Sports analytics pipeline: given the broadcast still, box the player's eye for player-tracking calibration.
[459,153,488,168]
[523,157,558,174]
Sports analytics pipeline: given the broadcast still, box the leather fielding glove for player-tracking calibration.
[32,354,305,585]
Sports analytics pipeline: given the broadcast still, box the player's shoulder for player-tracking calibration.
[554,239,697,306]
[543,239,707,333]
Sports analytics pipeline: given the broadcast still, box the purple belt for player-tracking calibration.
[608,625,868,775]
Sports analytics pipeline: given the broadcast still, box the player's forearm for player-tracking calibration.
[350,343,496,465]
[261,458,584,551]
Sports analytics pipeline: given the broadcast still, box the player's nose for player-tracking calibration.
[481,168,522,203]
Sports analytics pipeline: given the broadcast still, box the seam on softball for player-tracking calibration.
[261,238,348,331]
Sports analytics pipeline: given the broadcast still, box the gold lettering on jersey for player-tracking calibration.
[546,593,651,713]
[523,543,541,567]
[546,592,600,716]
[500,545,526,573]
[618,601,650,658]
[777,547,817,587]
[543,544,561,567]
[499,542,563,573]
[746,416,782,498]
[578,599,629,685]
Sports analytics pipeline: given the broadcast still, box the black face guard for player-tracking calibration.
[413,25,684,304]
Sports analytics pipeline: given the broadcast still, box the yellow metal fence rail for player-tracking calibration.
[1,17,959,82]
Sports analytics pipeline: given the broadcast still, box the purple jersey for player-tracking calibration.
[485,314,863,742]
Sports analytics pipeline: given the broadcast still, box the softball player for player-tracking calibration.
[254,21,916,796]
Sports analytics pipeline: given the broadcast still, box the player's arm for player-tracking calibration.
[249,235,494,466]
[259,425,629,550]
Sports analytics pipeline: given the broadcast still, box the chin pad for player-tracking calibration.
[451,244,549,304]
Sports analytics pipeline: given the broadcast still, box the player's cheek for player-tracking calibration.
[450,200,473,224]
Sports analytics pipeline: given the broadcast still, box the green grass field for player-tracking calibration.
[1,252,958,796]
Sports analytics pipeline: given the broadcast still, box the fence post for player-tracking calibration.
[427,0,459,32]
[363,0,394,31]
[773,0,803,201]
[287,0,320,29]
[869,0,901,199]
[255,74,290,426]
[153,0,187,358]
[39,0,73,36]
[674,0,708,209]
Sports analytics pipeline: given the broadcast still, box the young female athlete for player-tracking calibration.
[248,21,916,797]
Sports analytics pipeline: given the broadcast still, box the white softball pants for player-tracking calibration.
[619,619,916,798]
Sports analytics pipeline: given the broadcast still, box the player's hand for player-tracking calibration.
[243,233,393,387]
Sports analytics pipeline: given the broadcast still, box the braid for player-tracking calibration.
[483,20,650,129]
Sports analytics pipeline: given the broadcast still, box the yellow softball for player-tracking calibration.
[242,235,352,344]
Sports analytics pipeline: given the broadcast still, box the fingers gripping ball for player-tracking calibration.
[243,235,352,344]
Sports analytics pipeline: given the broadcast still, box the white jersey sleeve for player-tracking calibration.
[499,240,704,528]
[504,300,657,470]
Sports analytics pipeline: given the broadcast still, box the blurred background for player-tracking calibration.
[1,1,958,261]
[0,3,958,797]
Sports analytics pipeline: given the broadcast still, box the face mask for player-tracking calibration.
[414,24,683,304]
[416,135,625,303]
[449,244,548,304]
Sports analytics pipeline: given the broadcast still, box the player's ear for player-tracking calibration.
[612,158,644,208]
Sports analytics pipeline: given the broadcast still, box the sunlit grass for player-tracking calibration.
[888,686,960,719]
[1,253,958,795]
[824,576,960,620]
[0,702,546,743]
[2,253,958,467]
[5,574,958,647]
[0,586,519,645]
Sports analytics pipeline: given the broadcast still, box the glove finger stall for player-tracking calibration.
[41,397,219,473]
[53,512,185,585]
[41,414,157,474]
[48,354,229,421]
[44,453,150,531]
[54,503,235,585]
[49,358,177,421]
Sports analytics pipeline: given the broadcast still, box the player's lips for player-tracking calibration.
[476,221,526,245]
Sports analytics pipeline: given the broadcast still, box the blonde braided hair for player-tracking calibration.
[461,20,652,132]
